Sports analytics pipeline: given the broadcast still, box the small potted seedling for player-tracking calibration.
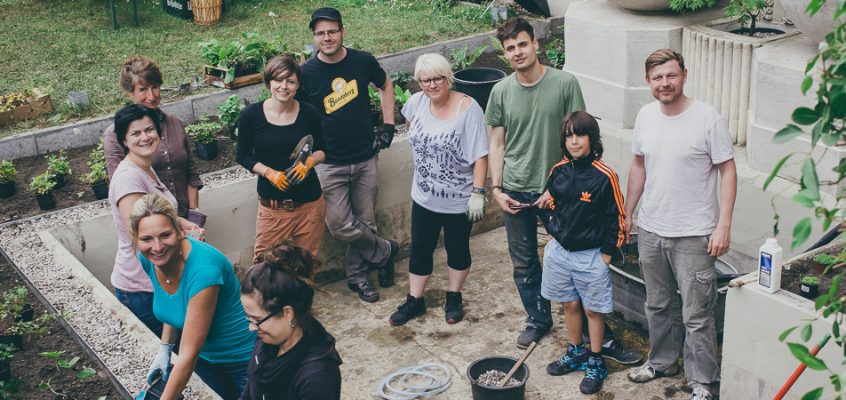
[0,160,15,198]
[187,116,221,161]
[394,85,411,125]
[812,253,836,274]
[45,150,71,189]
[1,287,32,323]
[81,141,108,200]
[800,275,820,299]
[29,172,57,210]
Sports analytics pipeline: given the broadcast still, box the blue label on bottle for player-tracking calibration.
[759,251,773,287]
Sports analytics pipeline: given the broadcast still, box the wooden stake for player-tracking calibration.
[498,341,537,387]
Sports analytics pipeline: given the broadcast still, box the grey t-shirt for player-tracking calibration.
[632,100,734,237]
[402,92,489,214]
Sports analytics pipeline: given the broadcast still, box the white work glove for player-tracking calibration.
[467,192,486,223]
[147,343,174,385]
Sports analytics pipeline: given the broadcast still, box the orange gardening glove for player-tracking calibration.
[264,168,290,192]
[285,156,315,186]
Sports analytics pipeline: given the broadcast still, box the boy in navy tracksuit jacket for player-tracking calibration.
[538,111,625,394]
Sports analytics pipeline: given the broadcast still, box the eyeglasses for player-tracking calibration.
[313,29,340,38]
[246,309,281,328]
[418,76,445,87]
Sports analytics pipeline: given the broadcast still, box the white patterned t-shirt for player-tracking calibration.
[402,92,489,214]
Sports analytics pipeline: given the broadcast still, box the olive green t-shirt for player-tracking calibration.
[485,67,585,192]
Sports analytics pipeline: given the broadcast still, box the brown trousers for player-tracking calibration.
[253,197,326,262]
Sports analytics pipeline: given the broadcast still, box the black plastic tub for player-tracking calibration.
[466,356,529,400]
[454,68,507,112]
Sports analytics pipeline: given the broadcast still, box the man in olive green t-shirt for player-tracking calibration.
[486,20,641,365]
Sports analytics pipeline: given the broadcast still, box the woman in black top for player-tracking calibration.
[239,241,342,400]
[237,56,327,261]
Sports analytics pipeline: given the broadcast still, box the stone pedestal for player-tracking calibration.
[745,34,846,195]
[564,0,724,128]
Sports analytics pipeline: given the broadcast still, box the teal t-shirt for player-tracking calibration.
[140,237,255,364]
[485,67,586,193]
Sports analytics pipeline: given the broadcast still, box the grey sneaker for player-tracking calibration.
[691,387,717,400]
[601,340,643,365]
[516,326,548,349]
[626,362,680,383]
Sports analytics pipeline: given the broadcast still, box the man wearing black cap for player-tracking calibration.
[300,7,399,303]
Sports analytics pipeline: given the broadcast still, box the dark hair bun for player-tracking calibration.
[263,240,316,284]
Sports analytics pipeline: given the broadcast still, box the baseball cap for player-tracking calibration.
[309,7,343,30]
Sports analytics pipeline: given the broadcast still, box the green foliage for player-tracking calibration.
[669,0,716,13]
[0,344,15,362]
[394,86,412,108]
[391,71,413,90]
[801,275,821,286]
[813,253,837,265]
[368,86,381,111]
[45,150,70,178]
[724,0,769,35]
[0,286,27,321]
[0,161,15,183]
[199,32,285,84]
[28,172,55,195]
[81,140,107,184]
[489,36,513,71]
[0,379,19,400]
[450,45,487,71]
[76,367,96,380]
[186,117,222,145]
[544,38,566,69]
[217,95,245,138]
[8,312,54,335]
[771,2,846,397]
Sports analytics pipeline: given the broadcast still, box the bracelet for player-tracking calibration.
[472,187,486,194]
[491,185,502,192]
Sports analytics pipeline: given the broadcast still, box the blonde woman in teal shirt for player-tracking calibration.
[130,194,254,400]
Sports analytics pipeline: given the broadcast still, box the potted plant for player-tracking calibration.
[368,86,382,127]
[187,117,222,161]
[29,172,56,210]
[199,32,281,88]
[451,44,506,113]
[217,95,245,140]
[799,275,820,299]
[0,160,15,198]
[724,0,777,37]
[81,141,108,200]
[1,287,31,324]
[394,85,412,125]
[544,38,566,69]
[811,253,834,274]
[45,150,71,189]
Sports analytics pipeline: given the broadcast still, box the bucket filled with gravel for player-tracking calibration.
[465,356,529,400]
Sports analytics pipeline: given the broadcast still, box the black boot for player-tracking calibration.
[389,294,426,326]
[444,291,463,324]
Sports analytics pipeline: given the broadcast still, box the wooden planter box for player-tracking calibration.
[203,65,262,89]
[0,89,53,126]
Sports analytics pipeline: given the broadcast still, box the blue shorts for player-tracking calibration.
[541,240,613,313]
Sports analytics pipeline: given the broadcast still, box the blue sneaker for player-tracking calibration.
[546,343,588,376]
[579,355,608,394]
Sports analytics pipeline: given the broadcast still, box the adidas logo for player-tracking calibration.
[580,191,592,203]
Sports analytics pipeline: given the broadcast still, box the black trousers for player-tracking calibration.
[409,201,472,275]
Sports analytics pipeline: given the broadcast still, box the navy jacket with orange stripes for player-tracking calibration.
[541,153,626,256]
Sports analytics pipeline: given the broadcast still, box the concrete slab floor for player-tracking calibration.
[314,227,693,400]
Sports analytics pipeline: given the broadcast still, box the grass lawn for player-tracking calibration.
[0,0,497,138]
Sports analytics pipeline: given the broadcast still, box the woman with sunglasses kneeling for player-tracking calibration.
[130,194,254,399]
[240,240,342,400]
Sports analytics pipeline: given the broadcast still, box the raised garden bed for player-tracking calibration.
[0,255,120,399]
[0,90,53,128]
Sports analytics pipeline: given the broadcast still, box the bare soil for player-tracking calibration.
[0,134,238,224]
[0,256,121,399]
[781,245,846,301]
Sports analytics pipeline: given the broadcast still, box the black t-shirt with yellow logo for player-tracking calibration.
[300,47,387,165]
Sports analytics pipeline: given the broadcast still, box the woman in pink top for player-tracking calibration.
[108,104,202,336]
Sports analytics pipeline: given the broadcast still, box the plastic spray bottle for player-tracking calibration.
[757,238,783,293]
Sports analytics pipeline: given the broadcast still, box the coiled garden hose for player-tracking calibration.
[376,362,452,399]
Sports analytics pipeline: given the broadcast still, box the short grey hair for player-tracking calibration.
[414,53,454,88]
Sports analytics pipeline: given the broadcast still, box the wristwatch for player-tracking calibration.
[472,187,486,194]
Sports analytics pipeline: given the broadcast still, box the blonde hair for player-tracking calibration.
[414,53,454,88]
[129,194,181,250]
[644,48,685,77]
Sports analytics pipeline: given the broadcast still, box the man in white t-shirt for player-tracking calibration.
[624,49,737,400]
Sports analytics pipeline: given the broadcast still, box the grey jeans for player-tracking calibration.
[316,157,391,284]
[638,229,720,393]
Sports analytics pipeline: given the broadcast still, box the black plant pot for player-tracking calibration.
[0,181,14,198]
[0,334,22,350]
[35,192,55,210]
[0,358,10,382]
[800,283,820,299]
[54,174,66,189]
[92,181,109,200]
[453,68,507,112]
[14,304,33,323]
[195,141,218,161]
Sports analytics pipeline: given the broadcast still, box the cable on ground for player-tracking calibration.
[376,362,452,399]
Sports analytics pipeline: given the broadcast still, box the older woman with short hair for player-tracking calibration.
[388,53,489,326]
[104,56,203,220]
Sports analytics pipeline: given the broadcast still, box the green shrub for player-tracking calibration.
[669,0,716,13]
[0,160,15,183]
[45,150,71,177]
[801,275,821,286]
[186,117,222,145]
[724,0,769,35]
[545,38,566,69]
[82,141,107,184]
[217,95,245,138]
[450,45,487,71]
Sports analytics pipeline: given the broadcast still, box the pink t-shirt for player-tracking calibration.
[108,159,177,292]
